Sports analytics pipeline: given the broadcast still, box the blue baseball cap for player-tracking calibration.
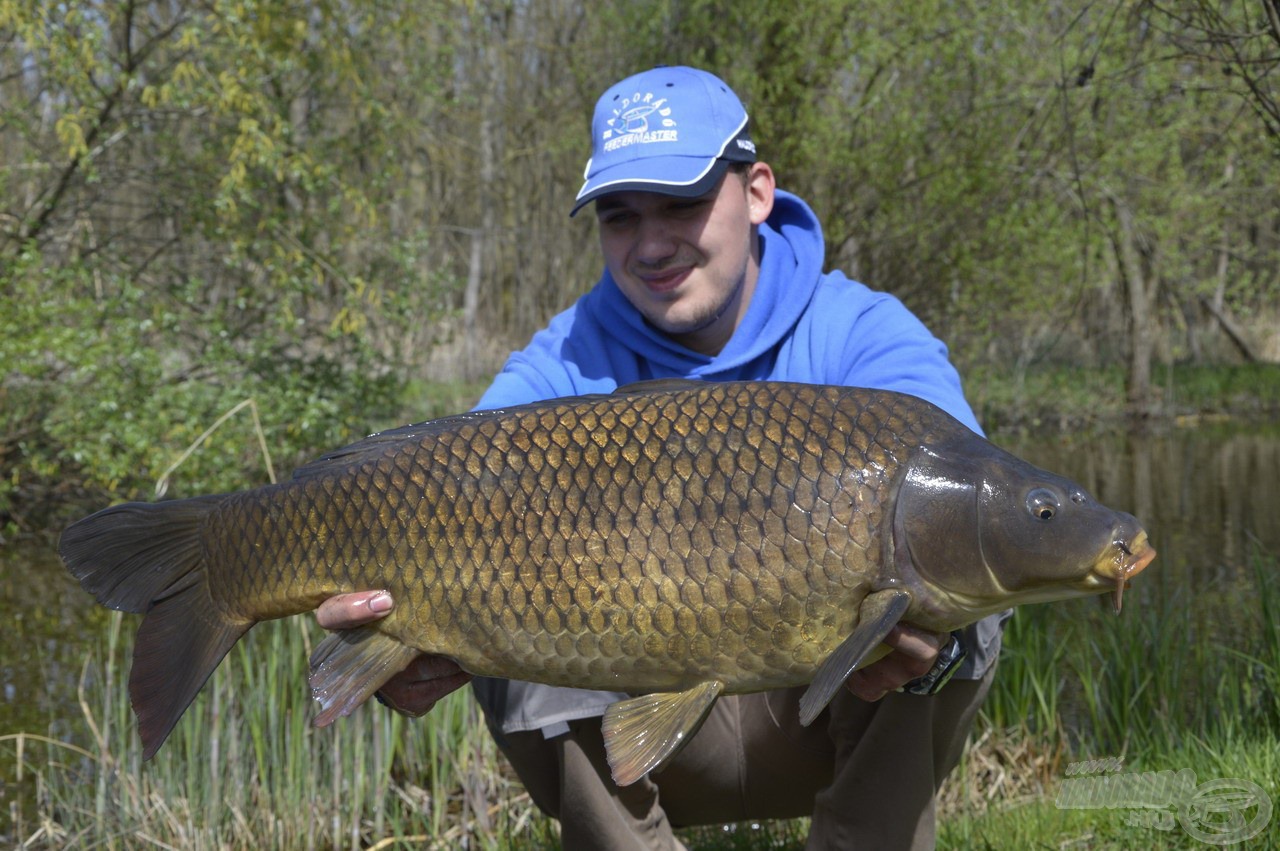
[570,66,757,216]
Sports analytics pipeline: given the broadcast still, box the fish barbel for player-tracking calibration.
[60,380,1155,785]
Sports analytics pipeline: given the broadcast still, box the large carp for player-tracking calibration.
[61,380,1154,785]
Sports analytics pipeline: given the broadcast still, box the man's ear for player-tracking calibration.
[746,162,776,225]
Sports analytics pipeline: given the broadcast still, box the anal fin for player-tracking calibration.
[799,588,911,726]
[602,680,724,787]
[308,626,423,727]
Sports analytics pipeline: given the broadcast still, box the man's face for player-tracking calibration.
[594,163,775,356]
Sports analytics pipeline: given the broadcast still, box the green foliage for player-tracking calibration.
[0,241,404,524]
[1167,363,1280,416]
[2,0,1278,521]
[963,363,1280,434]
[0,1,465,524]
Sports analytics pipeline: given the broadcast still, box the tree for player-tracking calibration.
[0,0,460,516]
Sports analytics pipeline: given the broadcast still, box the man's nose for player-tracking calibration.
[633,215,679,265]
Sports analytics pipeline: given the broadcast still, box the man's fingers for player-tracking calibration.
[376,654,472,717]
[314,590,394,630]
[379,672,473,717]
[313,595,466,718]
[881,625,947,668]
[844,625,948,702]
[399,653,466,681]
[845,668,895,702]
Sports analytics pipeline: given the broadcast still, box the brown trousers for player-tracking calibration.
[495,664,994,850]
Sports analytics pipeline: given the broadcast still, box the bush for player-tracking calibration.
[0,244,405,534]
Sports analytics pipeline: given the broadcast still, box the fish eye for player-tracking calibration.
[1026,488,1059,521]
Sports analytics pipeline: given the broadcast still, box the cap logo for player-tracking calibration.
[602,91,677,152]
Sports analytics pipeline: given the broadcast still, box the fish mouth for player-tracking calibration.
[1089,530,1156,614]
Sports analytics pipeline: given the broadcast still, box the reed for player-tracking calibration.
[943,545,1280,847]
[11,549,1277,849]
[978,543,1280,753]
[8,611,547,850]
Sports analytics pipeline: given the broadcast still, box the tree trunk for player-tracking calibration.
[1108,197,1157,416]
[462,33,499,383]
[1200,296,1261,362]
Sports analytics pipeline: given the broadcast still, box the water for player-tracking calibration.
[0,544,110,741]
[1002,422,1280,596]
[1,541,112,842]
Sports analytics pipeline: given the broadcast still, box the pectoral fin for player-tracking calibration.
[308,626,421,727]
[798,588,911,726]
[602,680,724,787]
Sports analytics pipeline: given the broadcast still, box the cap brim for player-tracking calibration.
[570,158,732,217]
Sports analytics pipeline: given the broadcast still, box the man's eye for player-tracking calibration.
[598,212,635,227]
[671,200,708,214]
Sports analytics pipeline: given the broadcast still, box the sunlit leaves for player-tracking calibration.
[1,0,1278,523]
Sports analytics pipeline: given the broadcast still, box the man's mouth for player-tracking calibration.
[635,265,693,294]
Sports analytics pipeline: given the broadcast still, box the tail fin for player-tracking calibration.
[60,497,252,759]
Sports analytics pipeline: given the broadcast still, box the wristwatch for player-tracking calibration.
[904,631,967,696]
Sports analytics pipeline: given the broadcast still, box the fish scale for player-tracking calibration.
[203,382,898,691]
[60,379,1155,785]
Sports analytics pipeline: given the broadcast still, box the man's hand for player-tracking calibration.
[315,591,472,717]
[844,624,947,702]
[315,589,396,628]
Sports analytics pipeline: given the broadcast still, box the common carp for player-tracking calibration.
[60,380,1155,785]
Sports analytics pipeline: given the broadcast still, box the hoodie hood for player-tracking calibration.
[585,190,825,379]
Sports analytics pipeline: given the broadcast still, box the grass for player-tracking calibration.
[3,612,552,850]
[6,364,1279,847]
[965,362,1280,433]
[9,549,1276,848]
[7,546,1278,849]
[938,544,1280,849]
[940,731,1280,849]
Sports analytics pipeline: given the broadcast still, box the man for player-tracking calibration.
[318,66,1005,849]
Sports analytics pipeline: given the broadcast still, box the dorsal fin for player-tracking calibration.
[614,378,706,396]
[293,380,708,481]
[291,412,499,479]
[292,389,624,480]
[299,380,714,480]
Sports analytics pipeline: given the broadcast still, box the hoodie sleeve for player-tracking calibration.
[815,277,983,436]
[474,351,568,412]
[472,295,629,412]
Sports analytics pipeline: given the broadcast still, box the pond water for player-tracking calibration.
[2,421,1278,832]
[1003,422,1280,594]
[1,540,111,742]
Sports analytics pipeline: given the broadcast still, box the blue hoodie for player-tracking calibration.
[476,191,980,434]
[471,190,1002,737]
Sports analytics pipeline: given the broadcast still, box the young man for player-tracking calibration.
[319,66,1005,849]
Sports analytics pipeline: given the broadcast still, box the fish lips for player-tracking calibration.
[1086,529,1156,613]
